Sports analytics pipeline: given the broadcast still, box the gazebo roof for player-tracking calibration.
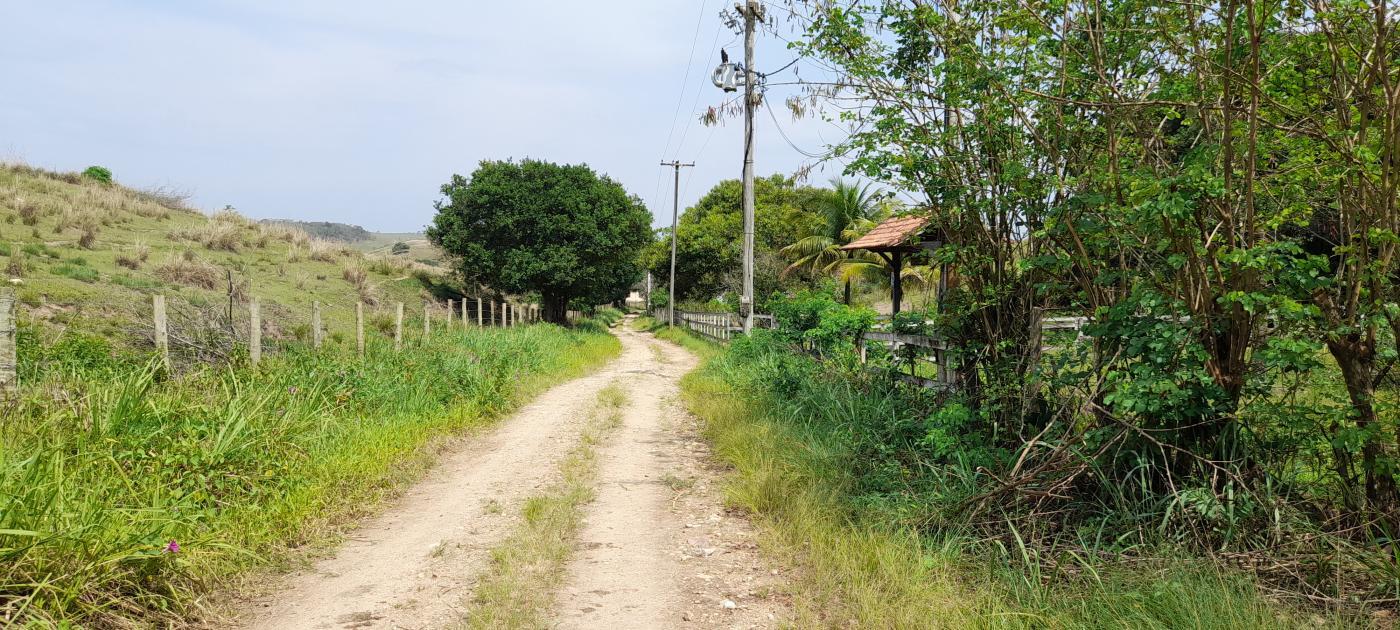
[840,215,931,252]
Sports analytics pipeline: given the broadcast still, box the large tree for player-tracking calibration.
[428,159,651,323]
[642,174,824,302]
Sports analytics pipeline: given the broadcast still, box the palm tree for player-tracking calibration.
[780,179,887,304]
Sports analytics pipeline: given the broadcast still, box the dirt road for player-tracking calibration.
[231,324,785,629]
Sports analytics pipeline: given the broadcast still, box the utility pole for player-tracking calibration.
[660,159,694,327]
[739,0,762,334]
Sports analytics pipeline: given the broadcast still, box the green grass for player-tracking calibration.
[0,324,620,627]
[631,315,721,360]
[665,333,1363,629]
[461,382,628,629]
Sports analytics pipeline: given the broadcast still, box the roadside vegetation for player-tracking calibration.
[462,382,628,629]
[1,299,618,625]
[674,313,1361,627]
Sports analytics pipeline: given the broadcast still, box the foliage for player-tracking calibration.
[429,159,651,323]
[390,241,410,255]
[775,0,1400,604]
[641,175,826,301]
[80,166,112,185]
[779,178,889,303]
[678,333,1355,627]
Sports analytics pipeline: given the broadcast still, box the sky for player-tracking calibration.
[1,1,851,232]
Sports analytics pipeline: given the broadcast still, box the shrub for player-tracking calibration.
[81,165,113,184]
[307,238,340,263]
[154,253,221,290]
[172,219,244,252]
[18,201,40,226]
[391,242,410,255]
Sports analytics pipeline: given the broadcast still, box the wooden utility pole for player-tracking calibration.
[356,301,365,357]
[312,301,323,349]
[249,296,262,366]
[394,302,404,351]
[0,287,17,395]
[739,0,762,334]
[660,160,694,327]
[153,294,170,369]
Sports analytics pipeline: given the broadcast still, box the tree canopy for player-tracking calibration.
[642,174,825,303]
[428,159,651,322]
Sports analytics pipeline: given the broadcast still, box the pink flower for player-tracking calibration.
[164,540,180,554]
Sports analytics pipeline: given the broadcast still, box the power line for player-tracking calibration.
[659,0,710,162]
[673,22,725,161]
[763,99,826,159]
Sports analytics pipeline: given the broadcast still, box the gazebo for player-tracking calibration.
[840,215,933,316]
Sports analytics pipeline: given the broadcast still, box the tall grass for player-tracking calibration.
[0,325,619,627]
[676,332,1361,628]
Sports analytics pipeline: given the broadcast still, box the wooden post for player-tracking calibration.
[490,301,497,327]
[249,296,262,366]
[423,301,431,339]
[312,301,323,349]
[355,301,365,357]
[461,298,468,329]
[153,294,169,369]
[446,299,454,328]
[0,287,17,396]
[394,302,404,351]
[477,297,483,327]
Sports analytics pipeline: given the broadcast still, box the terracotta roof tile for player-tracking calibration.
[840,215,931,251]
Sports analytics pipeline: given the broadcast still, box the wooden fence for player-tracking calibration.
[652,304,1088,392]
[0,287,541,396]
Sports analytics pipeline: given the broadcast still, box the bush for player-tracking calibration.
[154,252,222,289]
[81,166,113,184]
[391,242,410,255]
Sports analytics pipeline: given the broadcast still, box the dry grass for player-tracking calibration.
[257,221,311,247]
[171,218,245,252]
[154,251,222,290]
[459,382,628,629]
[307,238,341,263]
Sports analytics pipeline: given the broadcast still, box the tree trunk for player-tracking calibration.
[1327,332,1397,514]
[541,292,569,325]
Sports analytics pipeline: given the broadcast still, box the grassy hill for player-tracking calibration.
[0,162,457,362]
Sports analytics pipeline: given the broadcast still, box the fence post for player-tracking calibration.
[423,301,431,340]
[461,298,468,330]
[0,287,17,396]
[312,301,323,349]
[153,294,170,369]
[250,296,262,366]
[394,302,404,352]
[356,301,365,357]
[477,297,483,327]
[447,299,454,328]
[490,301,496,327]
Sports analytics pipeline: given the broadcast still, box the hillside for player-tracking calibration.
[258,219,373,243]
[0,163,457,360]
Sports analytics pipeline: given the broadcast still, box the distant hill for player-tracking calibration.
[259,219,372,243]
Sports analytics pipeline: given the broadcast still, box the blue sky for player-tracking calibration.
[1,1,848,232]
